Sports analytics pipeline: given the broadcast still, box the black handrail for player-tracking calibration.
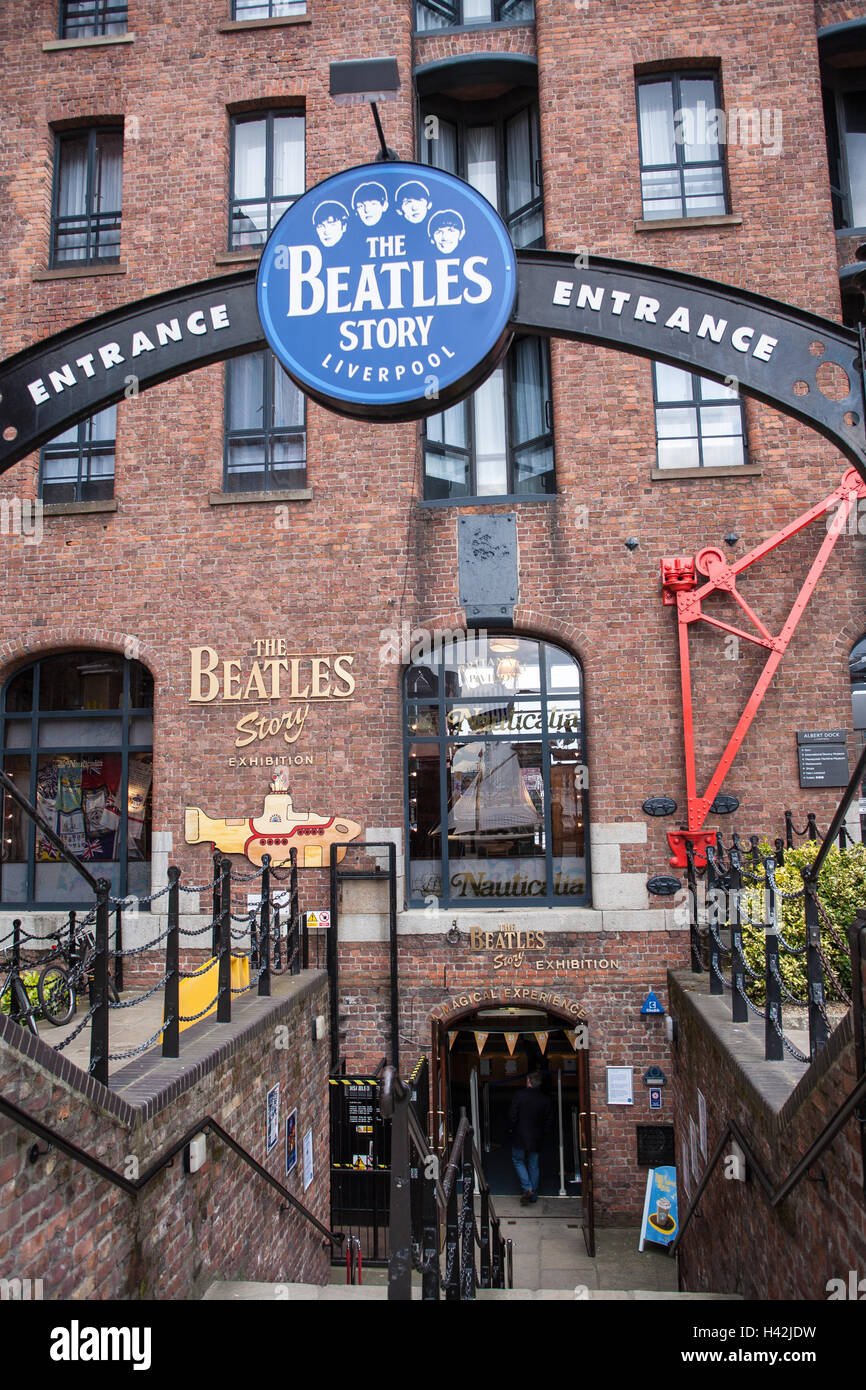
[379,1064,511,1300]
[669,1069,866,1255]
[0,1092,343,1249]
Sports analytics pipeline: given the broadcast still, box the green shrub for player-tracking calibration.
[0,968,40,1019]
[738,840,862,1006]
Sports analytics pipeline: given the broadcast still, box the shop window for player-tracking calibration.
[421,90,553,500]
[233,0,306,15]
[823,75,866,230]
[636,71,729,220]
[415,0,533,31]
[229,111,304,250]
[51,126,123,267]
[1,653,153,907]
[39,405,116,504]
[405,635,589,907]
[60,1,128,38]
[224,350,306,492]
[653,362,746,470]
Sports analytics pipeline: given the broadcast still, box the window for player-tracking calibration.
[51,127,122,267]
[415,0,533,31]
[229,112,304,250]
[823,75,866,229]
[653,363,746,470]
[39,406,116,504]
[421,90,553,499]
[636,72,728,220]
[60,1,127,37]
[406,635,588,907]
[1,653,153,907]
[224,351,306,492]
[233,0,306,15]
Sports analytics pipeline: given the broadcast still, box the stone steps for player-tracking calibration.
[203,1280,740,1300]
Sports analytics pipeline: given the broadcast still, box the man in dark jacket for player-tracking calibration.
[508,1072,553,1204]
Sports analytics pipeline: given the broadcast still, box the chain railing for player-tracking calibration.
[684,830,856,1064]
[1,844,309,1088]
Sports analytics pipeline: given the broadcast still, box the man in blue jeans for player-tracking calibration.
[508,1071,553,1205]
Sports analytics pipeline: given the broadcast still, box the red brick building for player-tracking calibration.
[1,0,865,1223]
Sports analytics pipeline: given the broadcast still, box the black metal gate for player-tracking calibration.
[329,1058,428,1268]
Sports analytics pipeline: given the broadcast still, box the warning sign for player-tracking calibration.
[306,910,331,930]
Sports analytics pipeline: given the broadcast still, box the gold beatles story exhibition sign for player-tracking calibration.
[188,639,356,761]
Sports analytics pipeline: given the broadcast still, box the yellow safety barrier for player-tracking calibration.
[171,953,251,1034]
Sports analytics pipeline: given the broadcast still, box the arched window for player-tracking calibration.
[1,652,153,906]
[404,635,588,906]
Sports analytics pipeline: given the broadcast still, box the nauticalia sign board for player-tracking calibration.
[256,160,518,421]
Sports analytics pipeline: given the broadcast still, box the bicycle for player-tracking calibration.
[0,953,38,1036]
[37,926,119,1027]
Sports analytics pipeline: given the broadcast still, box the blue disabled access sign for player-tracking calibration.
[256,161,517,421]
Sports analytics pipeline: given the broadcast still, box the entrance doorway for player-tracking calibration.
[435,1005,590,1202]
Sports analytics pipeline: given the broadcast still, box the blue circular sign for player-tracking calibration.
[256,161,517,421]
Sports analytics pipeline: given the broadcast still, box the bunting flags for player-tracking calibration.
[564,1029,579,1050]
[504,1032,520,1055]
[448,1031,457,1049]
[474,1032,488,1055]
[534,1031,550,1053]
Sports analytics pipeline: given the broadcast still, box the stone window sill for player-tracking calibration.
[634,214,742,233]
[214,249,262,266]
[209,488,312,505]
[43,33,135,51]
[43,499,117,517]
[34,263,126,282]
[651,463,761,481]
[219,16,311,32]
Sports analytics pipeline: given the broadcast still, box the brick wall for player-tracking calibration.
[669,969,866,1299]
[0,970,332,1298]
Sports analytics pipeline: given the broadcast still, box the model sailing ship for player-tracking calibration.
[185,768,362,867]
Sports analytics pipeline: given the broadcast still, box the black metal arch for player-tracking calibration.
[0,250,863,479]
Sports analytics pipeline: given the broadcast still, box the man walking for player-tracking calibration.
[508,1072,553,1205]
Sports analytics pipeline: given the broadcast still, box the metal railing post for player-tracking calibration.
[290,847,299,976]
[259,853,271,997]
[706,845,723,996]
[89,878,111,1085]
[460,1131,476,1300]
[803,879,828,1061]
[785,809,794,849]
[445,1168,460,1301]
[10,919,21,1024]
[217,857,232,1023]
[162,866,180,1058]
[114,902,123,995]
[387,1083,412,1301]
[212,849,222,957]
[685,839,703,973]
[850,914,866,1200]
[479,1182,491,1288]
[421,1152,440,1301]
[807,813,818,841]
[729,850,748,1023]
[491,1216,503,1288]
[301,904,309,971]
[763,857,783,1061]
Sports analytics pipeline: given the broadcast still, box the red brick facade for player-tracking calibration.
[1,1,866,1225]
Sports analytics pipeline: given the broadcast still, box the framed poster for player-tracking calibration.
[303,1127,314,1192]
[689,1114,700,1182]
[606,1066,634,1106]
[266,1083,280,1154]
[285,1107,298,1176]
[698,1089,707,1158]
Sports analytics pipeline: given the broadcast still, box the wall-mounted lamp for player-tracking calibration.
[329,58,401,162]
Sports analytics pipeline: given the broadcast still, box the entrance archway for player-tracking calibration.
[431,990,595,1248]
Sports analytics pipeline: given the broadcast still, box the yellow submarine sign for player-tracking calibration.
[188,639,356,749]
[185,768,362,867]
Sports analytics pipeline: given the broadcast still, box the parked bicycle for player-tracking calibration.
[0,952,38,1036]
[37,925,118,1027]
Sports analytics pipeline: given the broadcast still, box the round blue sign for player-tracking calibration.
[256,161,517,421]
